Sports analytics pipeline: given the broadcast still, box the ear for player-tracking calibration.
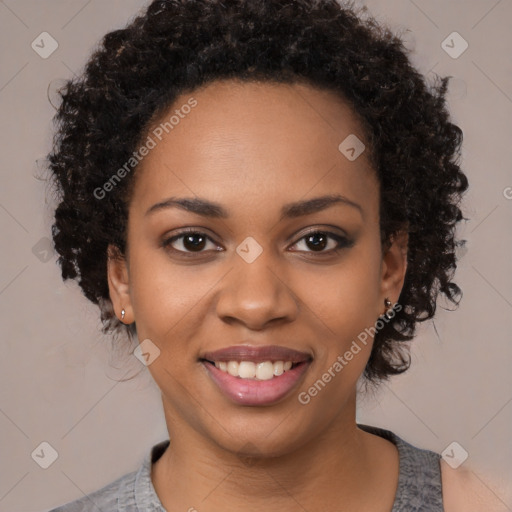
[107,244,133,324]
[379,229,408,309]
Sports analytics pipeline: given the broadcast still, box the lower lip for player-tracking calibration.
[202,360,311,406]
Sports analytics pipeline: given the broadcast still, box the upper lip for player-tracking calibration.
[200,345,312,363]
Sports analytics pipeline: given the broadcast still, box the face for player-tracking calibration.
[108,79,407,457]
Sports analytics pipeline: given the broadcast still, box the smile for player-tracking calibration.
[199,344,312,406]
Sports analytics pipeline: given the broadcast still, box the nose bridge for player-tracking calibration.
[215,238,298,328]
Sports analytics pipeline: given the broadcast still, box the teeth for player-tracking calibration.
[256,361,274,380]
[227,361,239,377]
[239,361,256,379]
[213,360,296,380]
[273,361,284,376]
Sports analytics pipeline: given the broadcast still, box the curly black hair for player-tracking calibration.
[46,0,468,386]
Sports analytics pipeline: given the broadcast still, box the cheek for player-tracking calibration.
[298,238,382,387]
[297,269,379,408]
[126,240,201,341]
[304,246,382,335]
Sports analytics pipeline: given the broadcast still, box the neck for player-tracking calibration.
[152,393,397,512]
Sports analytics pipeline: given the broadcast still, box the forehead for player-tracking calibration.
[130,79,377,219]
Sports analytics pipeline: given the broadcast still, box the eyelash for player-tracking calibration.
[161,227,354,258]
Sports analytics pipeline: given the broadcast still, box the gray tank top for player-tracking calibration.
[359,423,444,511]
[48,424,444,511]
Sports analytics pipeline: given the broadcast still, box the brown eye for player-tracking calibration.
[304,232,329,251]
[290,230,353,254]
[180,232,207,251]
[162,230,220,255]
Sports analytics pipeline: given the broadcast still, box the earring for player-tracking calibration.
[121,309,125,321]
[383,298,393,318]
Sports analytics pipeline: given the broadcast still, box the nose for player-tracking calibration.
[215,249,299,330]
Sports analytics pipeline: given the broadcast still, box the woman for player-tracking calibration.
[46,0,488,510]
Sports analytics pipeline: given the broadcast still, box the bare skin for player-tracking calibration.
[108,79,411,511]
[441,460,510,512]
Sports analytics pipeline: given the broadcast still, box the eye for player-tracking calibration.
[162,229,221,256]
[162,228,353,257]
[289,230,353,254]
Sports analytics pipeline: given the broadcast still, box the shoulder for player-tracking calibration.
[47,439,169,512]
[359,423,444,510]
[46,469,137,511]
[441,459,507,512]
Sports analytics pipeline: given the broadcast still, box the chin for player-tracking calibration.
[201,408,318,459]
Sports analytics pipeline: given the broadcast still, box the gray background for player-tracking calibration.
[0,0,511,510]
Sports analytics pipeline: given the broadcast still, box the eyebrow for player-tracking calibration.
[145,194,363,220]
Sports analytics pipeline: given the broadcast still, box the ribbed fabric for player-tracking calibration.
[358,424,444,511]
[47,424,444,511]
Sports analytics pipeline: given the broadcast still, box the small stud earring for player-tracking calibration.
[383,298,393,318]
[121,309,125,321]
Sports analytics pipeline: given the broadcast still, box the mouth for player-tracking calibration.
[201,359,305,379]
[199,345,313,406]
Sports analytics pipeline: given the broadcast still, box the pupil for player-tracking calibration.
[184,233,206,251]
[307,233,326,251]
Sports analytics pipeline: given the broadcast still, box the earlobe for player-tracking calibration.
[380,230,408,305]
[107,244,133,323]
